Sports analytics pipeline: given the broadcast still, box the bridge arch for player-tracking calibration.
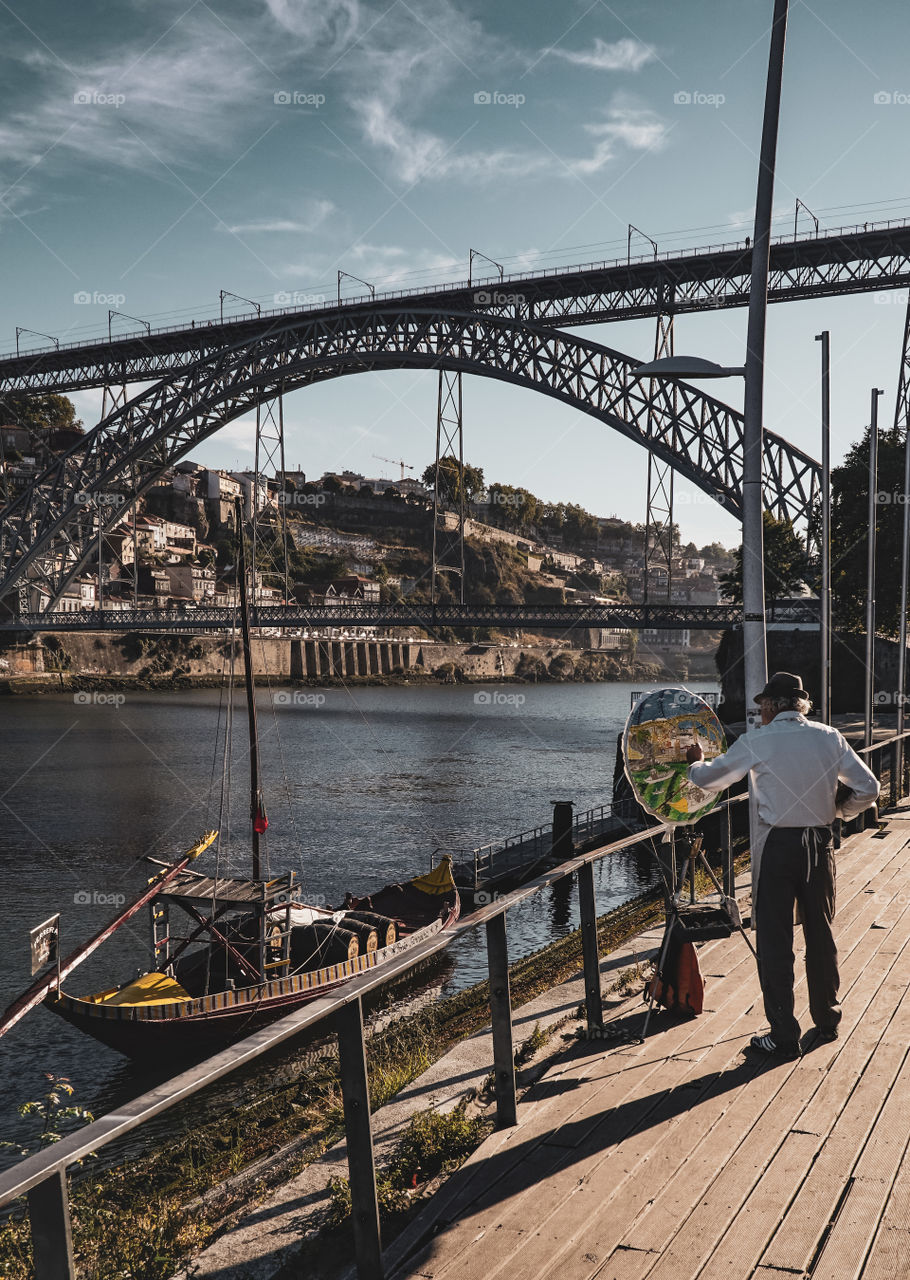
[0,308,820,607]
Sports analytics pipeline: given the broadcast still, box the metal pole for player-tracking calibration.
[336,998,384,1280]
[896,299,910,757]
[865,389,883,748]
[742,0,788,853]
[485,913,517,1127]
[816,331,831,722]
[28,1171,76,1280]
[577,860,603,1035]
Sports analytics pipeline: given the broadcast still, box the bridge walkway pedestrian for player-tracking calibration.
[386,808,910,1280]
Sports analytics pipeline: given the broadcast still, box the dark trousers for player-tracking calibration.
[755,825,840,1047]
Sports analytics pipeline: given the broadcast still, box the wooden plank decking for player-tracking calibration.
[389,812,910,1280]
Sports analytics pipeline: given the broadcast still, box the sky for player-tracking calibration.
[1,0,909,548]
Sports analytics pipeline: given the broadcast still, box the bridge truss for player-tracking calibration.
[5,219,910,618]
[0,310,820,611]
[0,600,819,635]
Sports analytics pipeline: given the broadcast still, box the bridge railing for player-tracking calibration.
[3,216,909,361]
[1,732,906,1280]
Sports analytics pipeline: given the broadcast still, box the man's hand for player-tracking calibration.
[686,743,704,764]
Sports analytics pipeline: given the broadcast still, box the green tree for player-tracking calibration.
[828,426,906,633]
[0,393,83,435]
[719,510,810,607]
[421,456,485,506]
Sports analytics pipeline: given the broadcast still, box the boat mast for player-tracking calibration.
[235,496,265,880]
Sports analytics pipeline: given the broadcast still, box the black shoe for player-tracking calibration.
[813,1026,839,1043]
[748,1033,802,1060]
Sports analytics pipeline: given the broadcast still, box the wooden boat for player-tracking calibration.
[0,501,459,1059]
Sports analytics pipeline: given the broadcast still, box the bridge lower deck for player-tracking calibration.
[389,811,910,1280]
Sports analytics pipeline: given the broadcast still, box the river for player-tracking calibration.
[0,678,719,1155]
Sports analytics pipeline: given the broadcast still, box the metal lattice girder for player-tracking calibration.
[4,223,910,392]
[0,600,820,634]
[0,310,821,609]
[252,390,289,602]
[431,369,465,603]
[894,292,910,437]
[643,312,675,603]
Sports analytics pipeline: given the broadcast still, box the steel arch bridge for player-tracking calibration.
[0,308,820,610]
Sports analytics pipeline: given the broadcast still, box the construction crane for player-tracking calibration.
[373,454,415,482]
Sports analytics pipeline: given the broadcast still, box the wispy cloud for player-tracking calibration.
[572,104,667,175]
[216,201,336,235]
[547,37,657,73]
[262,0,361,52]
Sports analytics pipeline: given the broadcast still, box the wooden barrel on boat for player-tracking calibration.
[290,922,359,969]
[341,919,379,953]
[343,911,397,948]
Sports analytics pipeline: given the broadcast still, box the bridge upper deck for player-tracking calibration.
[2,219,910,393]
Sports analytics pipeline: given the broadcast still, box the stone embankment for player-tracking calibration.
[0,631,670,692]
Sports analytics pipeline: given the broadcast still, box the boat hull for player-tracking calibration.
[46,901,459,1059]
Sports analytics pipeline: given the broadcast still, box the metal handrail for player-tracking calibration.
[0,809,674,1206]
[3,217,909,361]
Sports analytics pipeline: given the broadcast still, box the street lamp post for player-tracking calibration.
[741,0,789,741]
[631,0,790,881]
[865,388,884,748]
[816,331,832,723]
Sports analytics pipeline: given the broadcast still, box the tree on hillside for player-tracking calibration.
[0,393,83,435]
[487,482,540,530]
[421,456,485,506]
[719,510,810,607]
[827,426,906,634]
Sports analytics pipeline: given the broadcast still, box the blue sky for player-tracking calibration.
[1,0,909,547]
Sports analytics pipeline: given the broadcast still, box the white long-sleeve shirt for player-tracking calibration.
[687,712,880,828]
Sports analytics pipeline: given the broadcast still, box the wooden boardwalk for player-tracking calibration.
[388,812,910,1280]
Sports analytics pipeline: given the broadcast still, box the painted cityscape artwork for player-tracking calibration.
[623,688,727,824]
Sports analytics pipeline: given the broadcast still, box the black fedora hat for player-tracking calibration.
[753,670,810,704]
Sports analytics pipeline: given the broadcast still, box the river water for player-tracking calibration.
[0,678,718,1156]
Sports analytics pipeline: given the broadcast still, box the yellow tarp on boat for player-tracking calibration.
[91,972,192,1007]
[410,855,456,896]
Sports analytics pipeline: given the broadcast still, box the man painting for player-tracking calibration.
[686,672,879,1059]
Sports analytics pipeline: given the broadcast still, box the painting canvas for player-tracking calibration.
[623,688,726,824]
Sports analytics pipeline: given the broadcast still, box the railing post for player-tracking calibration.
[891,739,899,808]
[485,913,517,1127]
[551,800,574,862]
[577,859,603,1034]
[336,997,384,1280]
[28,1170,75,1280]
[721,802,734,899]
